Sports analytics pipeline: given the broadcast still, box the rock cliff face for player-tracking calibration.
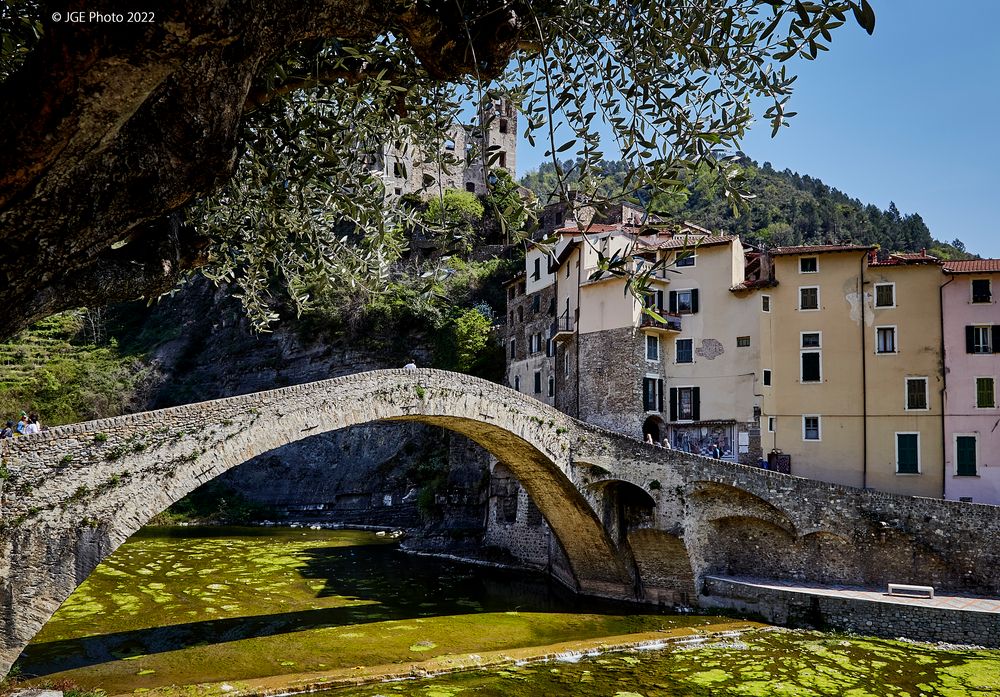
[119,279,495,549]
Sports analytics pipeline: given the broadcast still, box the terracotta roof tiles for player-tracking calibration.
[942,259,1000,274]
[769,244,875,256]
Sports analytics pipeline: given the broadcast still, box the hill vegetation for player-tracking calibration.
[520,158,975,260]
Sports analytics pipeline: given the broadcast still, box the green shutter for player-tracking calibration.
[896,434,919,474]
[956,436,977,476]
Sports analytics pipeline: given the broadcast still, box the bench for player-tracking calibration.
[887,583,934,599]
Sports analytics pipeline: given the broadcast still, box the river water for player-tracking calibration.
[16,527,1000,696]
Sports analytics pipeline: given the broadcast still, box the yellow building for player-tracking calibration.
[756,247,943,496]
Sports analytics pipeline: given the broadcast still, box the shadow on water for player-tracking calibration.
[17,531,658,678]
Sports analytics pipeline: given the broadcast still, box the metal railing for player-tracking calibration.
[639,312,682,332]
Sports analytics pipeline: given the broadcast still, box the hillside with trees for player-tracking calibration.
[521,158,975,259]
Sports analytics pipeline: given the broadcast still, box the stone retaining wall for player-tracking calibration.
[700,577,1000,647]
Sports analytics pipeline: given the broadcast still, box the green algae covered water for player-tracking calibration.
[319,632,1000,697]
[16,526,1000,697]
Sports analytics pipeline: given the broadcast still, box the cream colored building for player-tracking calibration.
[510,223,763,463]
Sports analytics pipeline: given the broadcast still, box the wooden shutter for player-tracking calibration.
[669,388,678,421]
[668,291,677,314]
[966,326,976,353]
[692,387,701,420]
[897,434,918,473]
[956,436,977,476]
[690,289,700,314]
[993,326,1000,353]
[657,379,664,413]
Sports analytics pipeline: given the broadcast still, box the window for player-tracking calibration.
[513,375,520,391]
[532,257,541,280]
[645,289,665,313]
[533,371,542,394]
[547,376,555,397]
[531,294,540,313]
[393,162,404,178]
[498,151,507,168]
[465,182,476,193]
[548,297,556,315]
[444,138,456,151]
[876,326,897,354]
[977,377,996,408]
[642,376,664,412]
[509,338,516,359]
[767,417,776,433]
[516,306,523,323]
[905,377,928,410]
[802,416,821,441]
[972,279,992,304]
[763,369,772,386]
[670,386,700,421]
[499,117,509,134]
[800,257,818,273]
[896,433,920,474]
[669,288,699,314]
[800,333,821,383]
[966,325,995,354]
[956,435,978,476]
[736,336,751,348]
[546,339,554,358]
[675,251,696,267]
[646,334,659,361]
[675,338,693,364]
[762,295,771,312]
[875,283,895,308]
[799,286,819,310]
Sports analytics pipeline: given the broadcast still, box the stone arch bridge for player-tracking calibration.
[1,368,999,674]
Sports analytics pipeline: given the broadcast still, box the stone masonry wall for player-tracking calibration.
[576,327,647,438]
[701,577,1000,647]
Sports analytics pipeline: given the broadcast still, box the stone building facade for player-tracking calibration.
[374,99,518,199]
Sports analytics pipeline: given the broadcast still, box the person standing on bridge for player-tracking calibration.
[25,414,40,435]
[0,420,12,439]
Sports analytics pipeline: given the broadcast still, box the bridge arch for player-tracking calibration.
[0,369,631,675]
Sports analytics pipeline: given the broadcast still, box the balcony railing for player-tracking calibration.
[639,312,682,333]
[551,314,575,340]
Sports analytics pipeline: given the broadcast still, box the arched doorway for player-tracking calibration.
[642,415,665,443]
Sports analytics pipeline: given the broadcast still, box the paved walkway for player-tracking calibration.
[708,576,1000,613]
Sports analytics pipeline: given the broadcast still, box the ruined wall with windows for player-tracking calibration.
[378,99,517,198]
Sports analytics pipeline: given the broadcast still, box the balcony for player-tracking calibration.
[639,312,682,333]
[551,314,575,341]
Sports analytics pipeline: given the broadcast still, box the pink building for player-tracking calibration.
[942,260,1000,504]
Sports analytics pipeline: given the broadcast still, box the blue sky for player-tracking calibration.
[516,1,1000,257]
